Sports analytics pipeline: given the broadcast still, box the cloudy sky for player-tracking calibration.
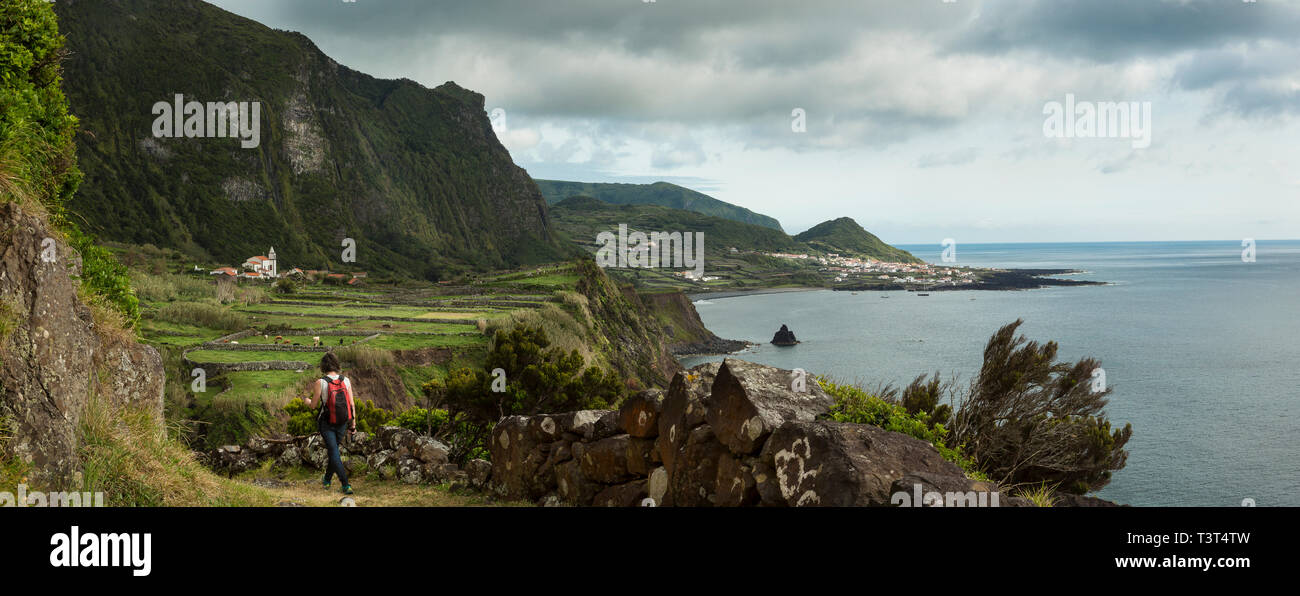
[208,0,1300,243]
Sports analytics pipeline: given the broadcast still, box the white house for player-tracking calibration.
[240,247,278,278]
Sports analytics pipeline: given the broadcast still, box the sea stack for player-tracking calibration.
[771,324,799,346]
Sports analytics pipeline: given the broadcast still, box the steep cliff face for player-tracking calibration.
[640,290,747,356]
[0,203,164,489]
[55,0,566,278]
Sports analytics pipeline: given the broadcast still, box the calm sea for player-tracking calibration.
[681,241,1300,506]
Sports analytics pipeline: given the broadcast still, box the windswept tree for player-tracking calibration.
[952,319,1132,494]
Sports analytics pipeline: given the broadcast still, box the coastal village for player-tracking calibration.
[763,251,982,287]
[207,247,368,285]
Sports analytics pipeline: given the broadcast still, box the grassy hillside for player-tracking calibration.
[55,0,568,280]
[795,217,922,264]
[537,179,784,231]
[551,196,803,261]
[549,198,926,292]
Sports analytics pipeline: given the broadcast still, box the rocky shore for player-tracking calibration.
[835,268,1105,292]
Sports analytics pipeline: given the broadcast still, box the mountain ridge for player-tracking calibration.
[55,0,567,280]
[794,217,921,263]
[536,179,784,232]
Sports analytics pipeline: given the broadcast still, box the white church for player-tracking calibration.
[210,247,301,280]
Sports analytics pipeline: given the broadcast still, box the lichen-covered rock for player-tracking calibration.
[707,358,833,456]
[246,436,279,456]
[761,420,965,507]
[303,435,329,469]
[646,467,668,507]
[378,426,418,453]
[626,437,657,477]
[593,479,649,507]
[366,449,397,478]
[0,203,165,488]
[350,431,377,455]
[580,434,633,484]
[554,460,601,505]
[750,458,783,506]
[656,362,720,476]
[667,424,727,507]
[465,458,492,489]
[413,435,450,465]
[559,409,620,441]
[397,455,424,484]
[426,462,461,484]
[715,454,759,507]
[618,389,663,438]
[275,446,302,470]
[529,414,565,443]
[489,416,549,500]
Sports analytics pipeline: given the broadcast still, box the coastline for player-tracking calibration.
[687,286,826,301]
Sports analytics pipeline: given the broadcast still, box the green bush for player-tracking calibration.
[68,226,139,327]
[390,406,449,436]
[0,0,81,214]
[820,378,982,478]
[284,397,394,436]
[283,397,316,436]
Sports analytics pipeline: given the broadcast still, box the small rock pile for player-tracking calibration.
[489,358,1016,507]
[204,426,492,490]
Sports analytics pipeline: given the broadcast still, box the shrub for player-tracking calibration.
[423,323,625,464]
[68,227,139,327]
[273,278,296,295]
[951,320,1132,494]
[284,397,393,436]
[820,378,981,477]
[390,406,449,436]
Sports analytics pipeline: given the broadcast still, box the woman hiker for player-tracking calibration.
[304,352,356,494]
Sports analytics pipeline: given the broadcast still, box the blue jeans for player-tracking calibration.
[319,421,350,487]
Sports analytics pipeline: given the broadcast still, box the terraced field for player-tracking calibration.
[136,273,556,448]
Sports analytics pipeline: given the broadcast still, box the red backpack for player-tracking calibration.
[320,375,354,425]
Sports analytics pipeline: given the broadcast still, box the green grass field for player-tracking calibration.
[368,333,489,351]
[186,350,317,364]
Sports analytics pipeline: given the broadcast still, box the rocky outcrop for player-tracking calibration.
[641,290,747,356]
[0,203,165,488]
[489,358,1014,507]
[770,324,798,346]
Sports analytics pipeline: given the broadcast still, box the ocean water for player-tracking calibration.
[681,241,1300,506]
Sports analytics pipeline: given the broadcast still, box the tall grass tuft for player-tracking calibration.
[335,344,394,369]
[152,301,249,331]
[78,395,268,506]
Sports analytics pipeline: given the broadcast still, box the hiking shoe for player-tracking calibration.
[322,481,331,490]
[342,485,354,495]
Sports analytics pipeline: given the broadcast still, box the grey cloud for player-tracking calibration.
[950,0,1300,62]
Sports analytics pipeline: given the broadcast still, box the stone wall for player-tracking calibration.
[488,358,1015,507]
[205,425,492,490]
